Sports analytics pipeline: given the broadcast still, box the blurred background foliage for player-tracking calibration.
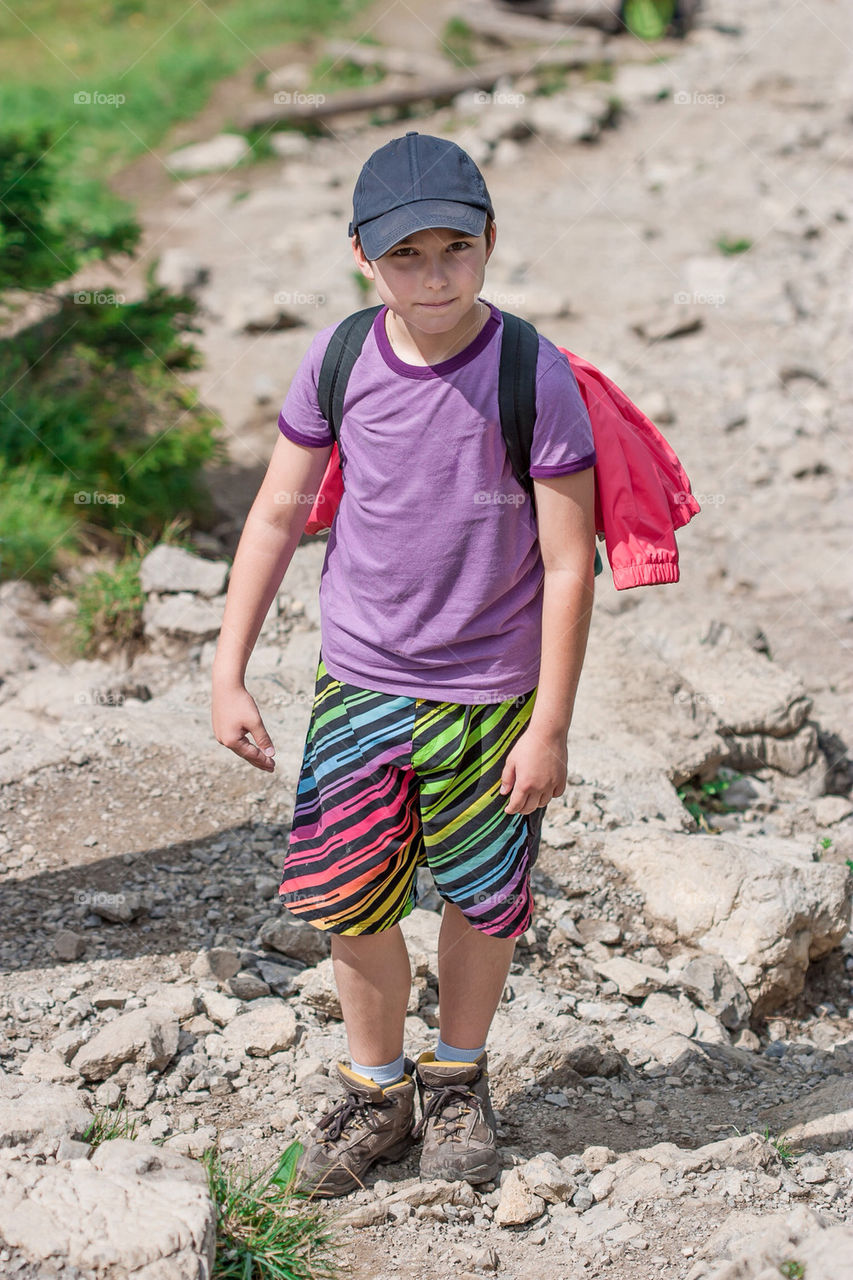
[0,0,369,584]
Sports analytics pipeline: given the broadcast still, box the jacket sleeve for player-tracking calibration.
[561,350,701,590]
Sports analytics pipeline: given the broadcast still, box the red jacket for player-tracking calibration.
[559,348,700,589]
[305,351,700,589]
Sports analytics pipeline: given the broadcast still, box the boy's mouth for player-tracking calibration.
[419,299,455,309]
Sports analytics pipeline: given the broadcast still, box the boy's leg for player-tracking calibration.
[436,902,515,1049]
[411,687,545,1184]
[279,658,427,1195]
[331,926,411,1066]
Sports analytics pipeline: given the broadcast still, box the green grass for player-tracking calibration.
[762,1126,797,1168]
[307,53,386,95]
[81,1100,146,1147]
[204,1139,340,1280]
[73,549,146,655]
[716,236,753,255]
[779,1260,805,1279]
[677,769,742,831]
[441,17,476,68]
[0,0,374,237]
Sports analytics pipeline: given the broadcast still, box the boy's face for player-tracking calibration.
[352,223,496,333]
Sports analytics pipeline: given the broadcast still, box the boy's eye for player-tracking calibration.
[391,241,471,257]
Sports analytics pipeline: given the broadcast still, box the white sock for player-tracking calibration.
[435,1037,486,1063]
[350,1052,405,1087]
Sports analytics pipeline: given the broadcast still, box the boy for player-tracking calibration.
[211,131,596,1196]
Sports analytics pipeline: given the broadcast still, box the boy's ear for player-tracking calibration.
[352,236,375,279]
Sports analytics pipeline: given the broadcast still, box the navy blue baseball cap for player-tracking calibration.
[348,131,495,260]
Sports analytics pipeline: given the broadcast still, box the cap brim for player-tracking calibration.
[357,200,488,260]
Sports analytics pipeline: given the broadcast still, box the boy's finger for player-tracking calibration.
[230,733,276,771]
[499,760,515,796]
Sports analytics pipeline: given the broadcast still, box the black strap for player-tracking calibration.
[497,310,539,501]
[317,305,538,487]
[317,304,384,453]
[315,304,602,574]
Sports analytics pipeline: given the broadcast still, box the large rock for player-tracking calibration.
[0,1139,215,1277]
[165,132,249,174]
[670,953,752,1029]
[762,1077,853,1153]
[143,593,226,642]
[139,544,228,597]
[685,1205,853,1280]
[71,1006,180,1081]
[295,957,342,1018]
[258,915,329,967]
[220,997,297,1056]
[0,1078,92,1149]
[602,827,850,1012]
[494,1167,546,1226]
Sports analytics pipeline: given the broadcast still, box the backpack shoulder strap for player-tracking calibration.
[499,310,603,575]
[317,304,384,443]
[498,310,539,498]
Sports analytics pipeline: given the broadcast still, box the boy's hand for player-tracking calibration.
[499,726,567,815]
[211,682,276,771]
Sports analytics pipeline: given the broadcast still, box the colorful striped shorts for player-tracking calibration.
[279,656,546,938]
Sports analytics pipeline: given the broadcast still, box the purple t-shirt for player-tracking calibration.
[278,300,595,704]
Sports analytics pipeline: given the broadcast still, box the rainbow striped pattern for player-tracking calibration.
[279,657,544,937]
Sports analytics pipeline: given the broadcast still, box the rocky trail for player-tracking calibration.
[0,0,851,1275]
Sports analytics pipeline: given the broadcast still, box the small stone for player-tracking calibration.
[54,929,86,961]
[577,918,623,946]
[572,1186,594,1211]
[800,1163,828,1184]
[582,1146,617,1173]
[494,1168,546,1226]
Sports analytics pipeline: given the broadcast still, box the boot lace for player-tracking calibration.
[317,1090,391,1145]
[412,1079,483,1142]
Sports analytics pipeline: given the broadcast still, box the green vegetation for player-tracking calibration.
[762,1126,797,1168]
[73,548,146,656]
[677,769,742,831]
[204,1140,340,1280]
[441,17,476,68]
[308,52,386,95]
[716,236,753,255]
[622,0,677,40]
[81,1101,145,1147]
[0,0,373,237]
[779,1260,805,1279]
[0,125,225,584]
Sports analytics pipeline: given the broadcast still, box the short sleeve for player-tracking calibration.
[277,328,336,449]
[528,351,596,477]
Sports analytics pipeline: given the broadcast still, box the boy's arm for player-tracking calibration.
[500,468,596,814]
[211,434,331,767]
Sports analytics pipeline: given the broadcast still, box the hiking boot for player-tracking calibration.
[295,1060,416,1197]
[413,1050,500,1185]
